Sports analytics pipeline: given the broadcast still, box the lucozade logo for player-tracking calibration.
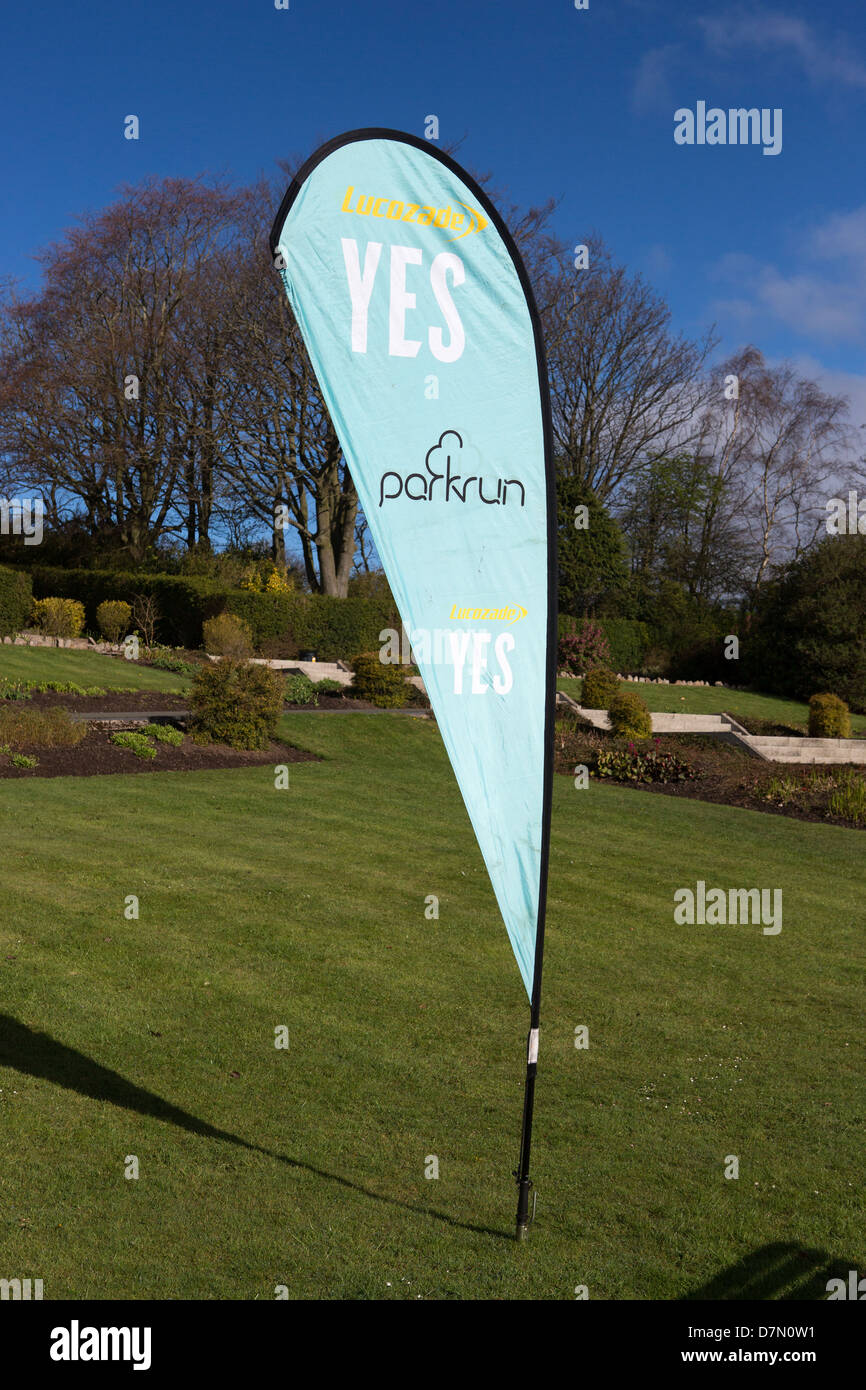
[449,605,527,622]
[341,186,487,239]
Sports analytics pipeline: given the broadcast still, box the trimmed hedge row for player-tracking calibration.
[24,565,398,659]
[28,567,224,647]
[559,615,652,673]
[224,591,396,661]
[0,564,32,637]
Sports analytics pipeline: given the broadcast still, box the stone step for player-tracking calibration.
[245,658,354,686]
[648,712,731,732]
[555,696,866,765]
[559,702,735,734]
[744,736,866,764]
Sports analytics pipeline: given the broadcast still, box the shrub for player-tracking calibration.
[312,678,344,696]
[189,659,283,749]
[0,705,86,748]
[0,679,30,701]
[558,615,653,676]
[18,680,136,696]
[580,665,621,710]
[0,564,32,636]
[142,646,199,677]
[111,731,157,759]
[748,533,866,712]
[203,611,254,659]
[142,723,184,746]
[595,745,697,783]
[758,774,805,807]
[96,599,132,644]
[556,476,629,616]
[36,681,108,695]
[285,672,319,706]
[350,651,409,708]
[558,621,611,675]
[10,753,38,769]
[0,678,121,699]
[31,596,86,639]
[829,769,866,825]
[264,567,295,595]
[808,692,851,738]
[608,690,653,740]
[405,682,431,709]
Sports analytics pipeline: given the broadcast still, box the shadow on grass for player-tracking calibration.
[0,1013,509,1242]
[682,1243,853,1300]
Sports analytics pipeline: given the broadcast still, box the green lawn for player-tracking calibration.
[558,676,866,734]
[0,646,189,694]
[0,713,862,1299]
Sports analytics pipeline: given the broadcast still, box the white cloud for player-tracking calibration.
[790,358,866,441]
[644,243,673,277]
[811,206,866,260]
[697,9,866,91]
[631,45,682,116]
[632,8,866,118]
[709,207,866,348]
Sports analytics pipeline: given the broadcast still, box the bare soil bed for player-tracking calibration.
[26,690,418,714]
[0,727,319,779]
[28,690,189,713]
[554,719,866,830]
[283,694,384,711]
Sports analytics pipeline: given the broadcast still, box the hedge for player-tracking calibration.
[23,566,398,659]
[559,615,652,673]
[0,564,32,637]
[28,567,225,647]
[225,591,396,661]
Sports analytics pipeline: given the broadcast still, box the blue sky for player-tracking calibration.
[2,0,864,435]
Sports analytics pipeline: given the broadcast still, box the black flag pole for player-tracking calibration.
[513,714,554,1241]
[514,302,558,1242]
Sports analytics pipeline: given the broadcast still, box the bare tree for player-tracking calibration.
[0,178,248,563]
[538,235,717,499]
[217,183,359,595]
[694,347,850,598]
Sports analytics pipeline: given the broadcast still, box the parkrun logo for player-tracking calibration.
[341,186,487,240]
[379,430,526,508]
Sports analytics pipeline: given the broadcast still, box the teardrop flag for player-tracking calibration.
[270,130,556,1236]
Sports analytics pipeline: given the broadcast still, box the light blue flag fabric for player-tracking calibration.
[271,130,555,999]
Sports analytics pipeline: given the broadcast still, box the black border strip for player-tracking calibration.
[270,128,558,1023]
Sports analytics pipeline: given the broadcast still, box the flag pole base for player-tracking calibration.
[514,1177,536,1241]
